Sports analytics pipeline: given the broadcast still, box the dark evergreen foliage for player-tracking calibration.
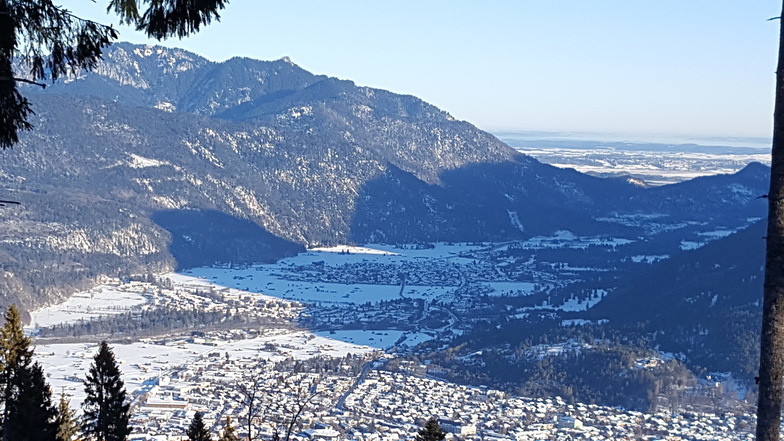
[135,0,227,40]
[414,318,699,411]
[0,305,57,441]
[186,412,211,441]
[0,0,117,147]
[36,305,291,339]
[82,341,131,441]
[0,304,34,441]
[415,417,446,441]
[56,393,80,441]
[4,362,58,441]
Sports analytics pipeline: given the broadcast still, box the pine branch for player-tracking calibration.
[0,76,46,88]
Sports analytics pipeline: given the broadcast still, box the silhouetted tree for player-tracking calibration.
[236,372,266,441]
[235,371,323,441]
[276,374,322,441]
[82,341,130,441]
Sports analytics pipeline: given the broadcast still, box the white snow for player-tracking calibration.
[36,331,376,405]
[561,319,609,326]
[485,282,537,296]
[521,232,633,250]
[507,144,769,186]
[507,210,525,232]
[559,293,605,312]
[309,245,400,255]
[697,230,735,239]
[27,286,148,331]
[525,340,590,360]
[313,330,434,349]
[178,267,452,305]
[175,243,494,306]
[680,241,703,251]
[630,255,669,264]
[127,154,170,169]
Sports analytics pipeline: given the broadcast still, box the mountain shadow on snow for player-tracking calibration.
[152,210,304,270]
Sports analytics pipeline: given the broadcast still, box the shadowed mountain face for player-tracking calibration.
[151,210,305,270]
[0,42,770,312]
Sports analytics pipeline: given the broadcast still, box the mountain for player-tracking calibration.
[0,42,769,311]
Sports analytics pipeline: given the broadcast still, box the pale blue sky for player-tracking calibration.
[66,1,780,140]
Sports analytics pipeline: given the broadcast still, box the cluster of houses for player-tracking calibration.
[124,343,754,441]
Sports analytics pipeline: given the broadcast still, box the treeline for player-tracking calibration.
[35,306,292,340]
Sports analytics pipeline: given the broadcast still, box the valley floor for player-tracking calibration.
[26,241,757,440]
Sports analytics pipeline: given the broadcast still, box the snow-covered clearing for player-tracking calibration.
[559,290,607,312]
[28,286,147,330]
[521,231,633,250]
[630,255,669,264]
[180,266,454,304]
[484,282,537,296]
[313,329,434,349]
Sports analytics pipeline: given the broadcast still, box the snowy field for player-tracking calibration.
[520,147,766,186]
[29,286,148,329]
[36,331,377,404]
[179,243,499,305]
[519,231,634,250]
[484,282,537,296]
[313,329,434,349]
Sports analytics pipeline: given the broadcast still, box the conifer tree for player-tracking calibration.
[186,412,211,441]
[56,392,80,441]
[0,304,34,441]
[218,417,240,441]
[82,341,131,441]
[415,417,446,441]
[4,362,58,441]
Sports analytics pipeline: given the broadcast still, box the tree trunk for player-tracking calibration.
[757,3,784,440]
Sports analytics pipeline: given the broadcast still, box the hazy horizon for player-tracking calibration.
[492,130,773,150]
